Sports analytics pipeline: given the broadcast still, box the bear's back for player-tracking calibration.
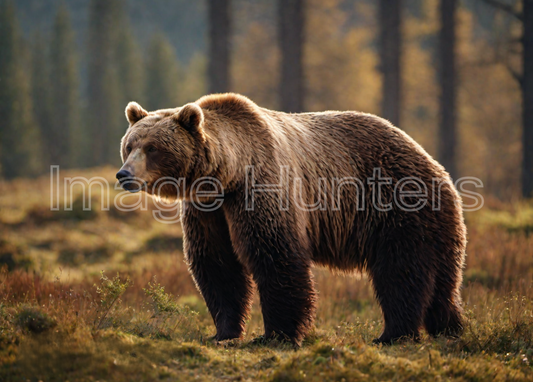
[258,108,462,271]
[263,109,446,183]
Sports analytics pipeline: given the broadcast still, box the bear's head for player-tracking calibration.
[117,101,214,200]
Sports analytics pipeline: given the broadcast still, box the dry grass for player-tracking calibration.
[1,168,532,381]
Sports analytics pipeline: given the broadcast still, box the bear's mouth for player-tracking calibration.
[120,178,147,193]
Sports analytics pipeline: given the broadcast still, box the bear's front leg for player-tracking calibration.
[224,194,317,346]
[182,202,254,341]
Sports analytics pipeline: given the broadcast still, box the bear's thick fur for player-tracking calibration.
[118,93,466,345]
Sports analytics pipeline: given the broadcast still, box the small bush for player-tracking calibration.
[143,234,183,253]
[127,277,200,340]
[26,195,98,224]
[144,278,181,315]
[0,240,33,272]
[107,203,141,221]
[92,271,132,331]
[15,307,56,334]
[58,245,113,266]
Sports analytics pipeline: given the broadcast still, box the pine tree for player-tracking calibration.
[145,33,182,110]
[180,53,207,104]
[479,0,533,197]
[49,3,81,167]
[31,31,54,165]
[86,0,123,166]
[208,0,231,93]
[379,0,403,127]
[278,0,305,112]
[116,25,145,106]
[0,0,42,178]
[524,0,533,197]
[438,0,458,179]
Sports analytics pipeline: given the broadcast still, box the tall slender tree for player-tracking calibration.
[50,3,81,167]
[480,0,533,197]
[379,0,402,127]
[116,25,144,107]
[208,0,231,94]
[180,53,207,104]
[523,0,533,197]
[438,0,458,179]
[0,1,42,178]
[278,0,305,113]
[145,33,182,110]
[86,0,123,166]
[31,32,54,165]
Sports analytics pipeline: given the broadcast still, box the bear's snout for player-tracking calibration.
[116,169,132,182]
[116,168,146,193]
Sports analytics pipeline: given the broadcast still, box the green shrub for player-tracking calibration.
[58,245,113,266]
[127,277,200,341]
[143,234,183,253]
[0,240,33,272]
[15,307,56,334]
[92,271,132,331]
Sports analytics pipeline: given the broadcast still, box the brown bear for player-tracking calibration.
[117,93,466,346]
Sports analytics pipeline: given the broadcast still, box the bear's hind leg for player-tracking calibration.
[369,244,435,344]
[182,203,254,341]
[424,262,464,338]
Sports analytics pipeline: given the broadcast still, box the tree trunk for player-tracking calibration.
[278,0,304,113]
[208,0,231,94]
[522,0,533,197]
[438,0,458,179]
[379,0,402,127]
[87,0,122,166]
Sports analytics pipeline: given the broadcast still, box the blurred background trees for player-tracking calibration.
[145,33,183,110]
[0,0,529,200]
[438,0,458,180]
[279,0,305,112]
[50,3,81,167]
[86,0,124,167]
[524,0,533,198]
[0,1,42,179]
[208,0,231,94]
[379,0,403,127]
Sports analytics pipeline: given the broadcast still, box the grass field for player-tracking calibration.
[1,168,533,381]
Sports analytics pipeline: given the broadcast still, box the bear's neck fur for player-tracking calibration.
[192,93,277,193]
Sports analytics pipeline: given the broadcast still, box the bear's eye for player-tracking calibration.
[146,146,157,153]
[126,146,132,154]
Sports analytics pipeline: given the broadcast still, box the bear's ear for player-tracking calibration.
[172,103,206,142]
[125,102,148,125]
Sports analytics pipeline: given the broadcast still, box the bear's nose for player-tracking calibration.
[116,169,132,181]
